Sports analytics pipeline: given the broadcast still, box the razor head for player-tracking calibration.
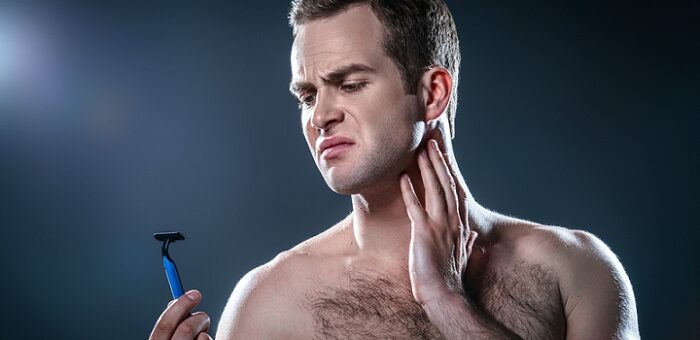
[154,231,185,242]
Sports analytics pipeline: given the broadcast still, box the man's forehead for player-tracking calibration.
[290,5,386,81]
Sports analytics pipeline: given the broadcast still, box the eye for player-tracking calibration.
[298,93,316,109]
[340,82,367,93]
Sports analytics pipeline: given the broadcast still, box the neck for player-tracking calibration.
[348,148,495,267]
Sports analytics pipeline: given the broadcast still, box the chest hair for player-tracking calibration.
[307,261,564,340]
[468,261,565,340]
[308,272,444,340]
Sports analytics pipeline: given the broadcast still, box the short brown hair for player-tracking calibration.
[289,0,461,138]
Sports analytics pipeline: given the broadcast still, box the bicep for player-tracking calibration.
[560,231,640,340]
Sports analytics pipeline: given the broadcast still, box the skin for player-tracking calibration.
[149,290,212,340]
[151,4,640,339]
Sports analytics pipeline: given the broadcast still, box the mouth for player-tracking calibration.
[320,143,353,160]
[317,136,355,161]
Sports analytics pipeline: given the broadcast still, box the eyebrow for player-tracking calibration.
[289,63,377,96]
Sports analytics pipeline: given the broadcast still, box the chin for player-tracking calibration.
[318,143,409,195]
[327,183,356,196]
[322,166,395,196]
[323,169,362,195]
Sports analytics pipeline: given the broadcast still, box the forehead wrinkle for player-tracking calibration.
[292,40,382,87]
[290,49,349,94]
[291,44,344,92]
[290,63,377,96]
[290,8,388,95]
[295,41,354,78]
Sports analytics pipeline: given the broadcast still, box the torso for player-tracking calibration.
[269,216,568,340]
[308,269,442,340]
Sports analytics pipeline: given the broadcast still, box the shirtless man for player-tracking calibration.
[150,1,640,339]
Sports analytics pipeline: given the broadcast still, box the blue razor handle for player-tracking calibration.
[154,231,186,299]
[163,253,184,299]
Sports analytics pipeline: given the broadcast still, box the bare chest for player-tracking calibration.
[467,261,567,339]
[303,262,565,340]
[307,273,443,340]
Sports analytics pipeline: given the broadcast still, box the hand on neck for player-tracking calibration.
[347,129,486,263]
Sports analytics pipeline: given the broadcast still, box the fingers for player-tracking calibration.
[403,139,463,228]
[459,231,478,275]
[150,290,204,340]
[400,173,427,224]
[196,332,214,340]
[467,231,478,258]
[417,147,447,220]
[426,140,460,226]
[172,311,211,339]
[456,226,467,268]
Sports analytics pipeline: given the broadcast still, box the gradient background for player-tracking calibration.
[1,1,697,339]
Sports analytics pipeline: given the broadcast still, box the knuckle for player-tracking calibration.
[154,319,172,334]
[178,322,195,336]
[412,196,422,207]
[168,299,186,312]
[195,312,211,325]
[179,313,209,335]
[197,333,212,340]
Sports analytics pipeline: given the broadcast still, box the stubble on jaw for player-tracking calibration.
[321,99,424,197]
[324,136,404,195]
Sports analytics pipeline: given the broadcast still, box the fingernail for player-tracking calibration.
[185,290,201,301]
[431,139,439,151]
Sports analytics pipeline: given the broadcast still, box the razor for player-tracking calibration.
[154,231,185,299]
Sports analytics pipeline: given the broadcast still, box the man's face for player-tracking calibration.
[290,5,425,195]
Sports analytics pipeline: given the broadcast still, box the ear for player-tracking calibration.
[418,67,453,122]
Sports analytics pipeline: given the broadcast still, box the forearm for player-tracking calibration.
[422,291,522,340]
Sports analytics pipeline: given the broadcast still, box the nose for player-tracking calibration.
[310,91,344,133]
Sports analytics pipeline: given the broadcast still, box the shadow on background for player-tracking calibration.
[0,1,697,339]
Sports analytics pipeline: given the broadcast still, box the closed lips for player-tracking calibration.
[318,137,354,155]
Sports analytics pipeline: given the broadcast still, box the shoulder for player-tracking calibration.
[505,222,639,339]
[505,223,632,292]
[215,217,352,339]
[215,249,315,339]
[515,225,631,287]
[501,221,626,272]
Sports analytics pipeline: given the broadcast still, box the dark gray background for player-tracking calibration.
[0,1,697,339]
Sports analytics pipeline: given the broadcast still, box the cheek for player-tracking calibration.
[301,112,315,152]
[358,108,420,155]
[371,100,419,136]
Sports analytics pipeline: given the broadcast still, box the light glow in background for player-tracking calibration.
[0,2,697,339]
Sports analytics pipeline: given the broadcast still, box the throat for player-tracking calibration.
[348,209,413,258]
